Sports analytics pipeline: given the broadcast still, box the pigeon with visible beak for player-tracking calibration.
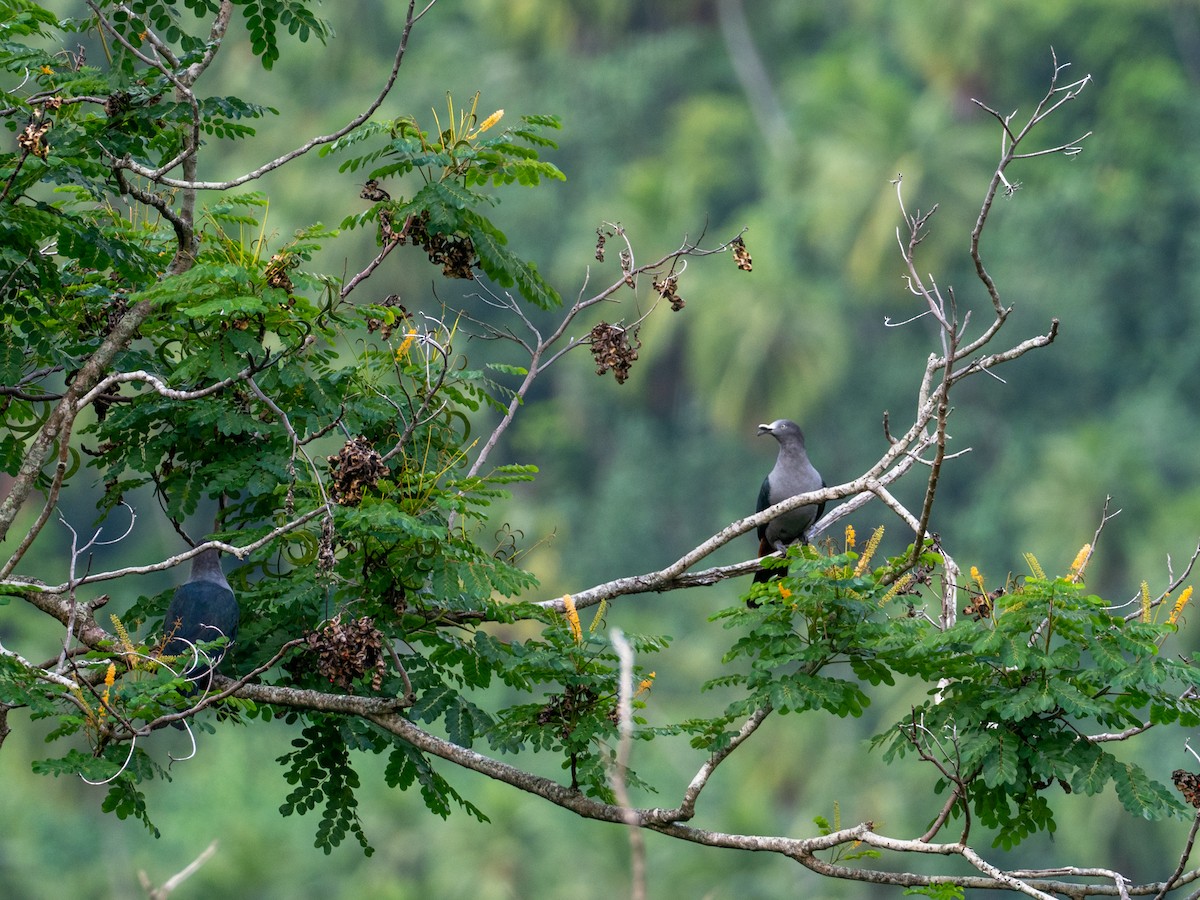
[753,420,825,583]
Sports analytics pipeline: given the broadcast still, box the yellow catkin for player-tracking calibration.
[854,526,884,576]
[473,109,504,136]
[880,573,914,606]
[1169,586,1193,625]
[588,598,608,633]
[110,614,136,668]
[970,565,985,594]
[98,663,116,721]
[74,685,97,730]
[845,524,856,550]
[1141,581,1152,623]
[395,329,418,360]
[635,672,655,698]
[1024,553,1045,580]
[562,594,582,644]
[1068,543,1092,583]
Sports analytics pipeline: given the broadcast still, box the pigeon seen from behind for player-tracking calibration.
[162,546,239,698]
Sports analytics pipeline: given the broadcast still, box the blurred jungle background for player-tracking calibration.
[5,1,1200,897]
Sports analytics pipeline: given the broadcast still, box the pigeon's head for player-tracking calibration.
[757,419,804,442]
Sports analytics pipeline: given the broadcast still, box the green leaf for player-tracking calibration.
[1112,763,1183,820]
[465,212,560,308]
[181,293,266,318]
[486,363,529,377]
[849,655,895,687]
[980,737,1018,788]
[410,683,458,724]
[1071,744,1115,796]
[769,673,867,717]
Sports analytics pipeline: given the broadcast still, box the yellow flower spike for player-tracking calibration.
[1024,553,1045,580]
[970,565,985,594]
[110,614,137,668]
[778,585,792,600]
[395,328,418,361]
[853,526,884,577]
[74,684,97,731]
[588,598,608,633]
[880,573,914,606]
[561,594,582,644]
[98,663,116,721]
[470,109,504,138]
[1141,581,1151,623]
[1068,543,1092,583]
[844,524,856,550]
[1170,586,1193,626]
[635,672,655,698]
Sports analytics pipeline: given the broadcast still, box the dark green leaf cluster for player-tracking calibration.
[277,714,490,853]
[872,575,1198,846]
[102,0,331,70]
[688,546,1200,849]
[33,745,168,838]
[329,110,564,308]
[710,548,901,723]
[384,741,489,822]
[1,7,579,853]
[234,0,332,69]
[278,719,375,855]
[486,614,664,800]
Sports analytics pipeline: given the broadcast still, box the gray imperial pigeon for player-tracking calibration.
[162,546,239,696]
[753,419,826,583]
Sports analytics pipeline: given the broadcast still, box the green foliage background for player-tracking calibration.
[4,1,1200,897]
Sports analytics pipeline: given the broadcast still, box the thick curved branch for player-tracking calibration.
[168,660,409,728]
[535,316,1063,613]
[364,706,682,826]
[310,699,1200,900]
[74,365,259,412]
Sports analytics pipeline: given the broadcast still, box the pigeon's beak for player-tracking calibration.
[756,424,772,436]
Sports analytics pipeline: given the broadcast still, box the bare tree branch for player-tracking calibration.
[139,839,219,899]
[108,0,428,190]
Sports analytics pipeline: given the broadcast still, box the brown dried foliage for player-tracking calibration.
[328,436,388,505]
[298,614,387,692]
[589,321,640,385]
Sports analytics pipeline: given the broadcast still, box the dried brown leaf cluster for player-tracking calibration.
[328,436,387,505]
[589,322,640,385]
[298,614,387,692]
